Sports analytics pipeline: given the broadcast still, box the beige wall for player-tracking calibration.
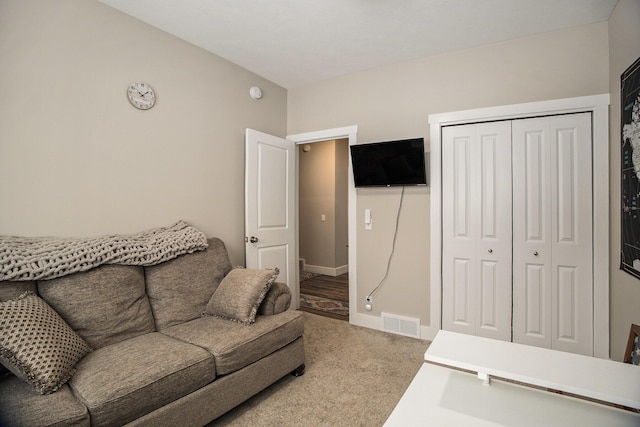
[608,0,640,361]
[288,22,609,324]
[298,139,348,270]
[299,140,336,268]
[0,0,287,266]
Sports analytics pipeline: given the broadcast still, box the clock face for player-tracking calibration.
[127,82,156,110]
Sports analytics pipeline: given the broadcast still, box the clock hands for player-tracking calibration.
[128,82,155,109]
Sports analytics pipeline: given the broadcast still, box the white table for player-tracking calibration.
[385,331,640,426]
[425,331,640,410]
[384,363,640,426]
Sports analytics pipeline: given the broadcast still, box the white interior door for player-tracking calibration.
[512,113,593,356]
[245,129,297,306]
[442,121,512,341]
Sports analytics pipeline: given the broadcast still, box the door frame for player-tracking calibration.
[288,126,358,319]
[428,94,610,358]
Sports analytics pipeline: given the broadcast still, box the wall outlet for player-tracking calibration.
[365,296,373,311]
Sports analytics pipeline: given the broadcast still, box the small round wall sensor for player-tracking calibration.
[249,86,262,100]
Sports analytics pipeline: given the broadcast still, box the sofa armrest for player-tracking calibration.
[258,282,291,315]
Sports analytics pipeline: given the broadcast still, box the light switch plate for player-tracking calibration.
[365,209,372,230]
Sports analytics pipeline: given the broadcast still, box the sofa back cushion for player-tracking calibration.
[38,265,155,349]
[145,238,232,330]
[0,281,37,302]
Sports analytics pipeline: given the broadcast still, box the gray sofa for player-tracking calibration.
[0,238,305,426]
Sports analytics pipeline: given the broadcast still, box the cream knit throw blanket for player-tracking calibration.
[0,221,209,282]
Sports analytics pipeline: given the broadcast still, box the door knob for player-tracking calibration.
[533,251,539,256]
[488,249,493,254]
[250,236,259,243]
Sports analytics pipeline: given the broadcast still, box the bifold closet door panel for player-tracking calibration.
[442,121,512,341]
[512,113,593,356]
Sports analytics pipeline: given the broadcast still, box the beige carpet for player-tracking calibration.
[212,312,430,426]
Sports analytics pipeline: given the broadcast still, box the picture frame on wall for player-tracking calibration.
[621,55,640,279]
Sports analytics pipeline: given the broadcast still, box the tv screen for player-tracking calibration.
[350,138,427,187]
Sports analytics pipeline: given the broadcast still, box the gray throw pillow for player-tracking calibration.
[204,268,279,325]
[0,291,92,394]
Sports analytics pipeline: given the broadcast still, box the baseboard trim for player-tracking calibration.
[303,264,348,277]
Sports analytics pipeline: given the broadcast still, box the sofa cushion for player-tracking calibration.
[38,265,155,349]
[69,332,215,427]
[0,292,92,395]
[162,310,304,375]
[0,375,90,427]
[145,238,232,330]
[205,267,278,325]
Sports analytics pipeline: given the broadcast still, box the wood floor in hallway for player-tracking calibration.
[299,273,348,320]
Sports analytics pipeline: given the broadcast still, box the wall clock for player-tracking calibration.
[127,82,156,110]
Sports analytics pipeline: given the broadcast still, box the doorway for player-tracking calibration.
[297,139,350,320]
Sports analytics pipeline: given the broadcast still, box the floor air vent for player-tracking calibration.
[381,312,420,338]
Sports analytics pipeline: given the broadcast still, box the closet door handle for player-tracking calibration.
[488,249,493,254]
[533,251,539,256]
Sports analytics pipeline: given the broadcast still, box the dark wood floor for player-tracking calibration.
[300,273,348,302]
[299,273,349,320]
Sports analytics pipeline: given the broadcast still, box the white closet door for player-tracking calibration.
[442,121,512,341]
[512,113,593,356]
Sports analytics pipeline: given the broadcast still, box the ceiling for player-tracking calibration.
[98,0,618,89]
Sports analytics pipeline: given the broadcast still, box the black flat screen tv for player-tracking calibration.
[350,138,427,187]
